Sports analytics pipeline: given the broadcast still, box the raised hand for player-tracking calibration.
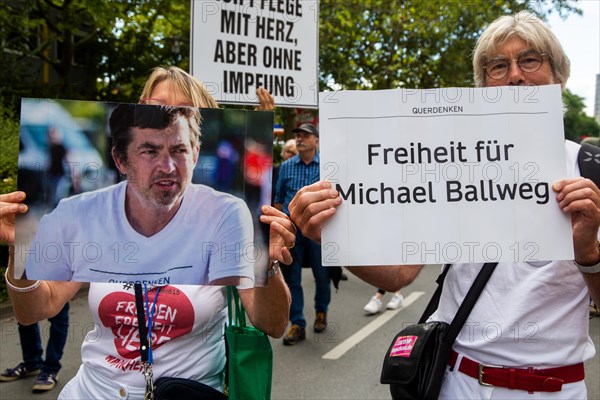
[0,192,28,245]
[288,181,342,243]
[553,177,600,265]
[255,87,275,111]
[260,205,296,264]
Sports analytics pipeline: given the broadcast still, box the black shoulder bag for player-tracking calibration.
[133,284,227,400]
[381,263,497,400]
[578,142,600,188]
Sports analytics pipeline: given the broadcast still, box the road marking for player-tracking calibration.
[322,291,426,360]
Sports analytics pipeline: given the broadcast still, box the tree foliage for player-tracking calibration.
[318,0,580,90]
[563,89,600,141]
[0,100,19,195]
[0,0,588,133]
[0,0,190,108]
[95,0,190,102]
[0,0,583,107]
[0,0,122,103]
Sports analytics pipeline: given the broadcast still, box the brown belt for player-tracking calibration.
[448,351,585,392]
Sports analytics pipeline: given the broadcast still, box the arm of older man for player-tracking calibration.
[1,192,82,325]
[288,181,423,292]
[553,177,600,307]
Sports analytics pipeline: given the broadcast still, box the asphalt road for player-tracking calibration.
[0,266,599,400]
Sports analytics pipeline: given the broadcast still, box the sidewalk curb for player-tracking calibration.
[0,283,90,320]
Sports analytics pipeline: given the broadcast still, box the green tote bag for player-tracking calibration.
[225,287,273,400]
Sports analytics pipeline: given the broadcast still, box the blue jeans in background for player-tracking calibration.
[283,229,331,328]
[20,302,70,374]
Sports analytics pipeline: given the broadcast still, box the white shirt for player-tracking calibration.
[430,140,597,367]
[61,283,227,397]
[25,182,255,286]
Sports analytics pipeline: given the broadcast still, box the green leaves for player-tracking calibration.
[0,0,190,106]
[318,0,580,90]
[0,0,584,109]
[0,102,19,194]
[563,89,600,141]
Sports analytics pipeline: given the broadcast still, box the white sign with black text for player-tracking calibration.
[320,85,573,266]
[191,0,319,108]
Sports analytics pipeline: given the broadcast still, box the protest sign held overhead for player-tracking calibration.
[191,0,319,108]
[319,85,573,266]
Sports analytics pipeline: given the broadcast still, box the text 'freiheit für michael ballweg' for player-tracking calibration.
[337,140,550,205]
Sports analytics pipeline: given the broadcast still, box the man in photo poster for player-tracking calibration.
[24,104,255,286]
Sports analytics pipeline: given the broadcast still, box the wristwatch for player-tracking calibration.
[267,260,280,278]
[574,241,600,274]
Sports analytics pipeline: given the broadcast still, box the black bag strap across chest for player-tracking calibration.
[418,263,498,344]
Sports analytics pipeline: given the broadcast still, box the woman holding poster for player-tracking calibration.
[1,66,294,399]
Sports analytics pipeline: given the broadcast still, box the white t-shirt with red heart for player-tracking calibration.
[78,283,228,394]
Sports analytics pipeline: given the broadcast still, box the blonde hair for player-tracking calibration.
[473,10,570,89]
[140,66,219,108]
[280,139,297,159]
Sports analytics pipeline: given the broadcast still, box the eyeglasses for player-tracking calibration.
[139,98,195,107]
[483,51,549,80]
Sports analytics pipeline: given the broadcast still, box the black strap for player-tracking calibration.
[578,143,600,188]
[418,264,452,324]
[134,283,149,363]
[444,262,497,344]
[417,262,498,344]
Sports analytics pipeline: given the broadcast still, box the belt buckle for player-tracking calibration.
[478,363,504,386]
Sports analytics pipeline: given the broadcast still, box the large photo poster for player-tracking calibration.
[13,99,274,286]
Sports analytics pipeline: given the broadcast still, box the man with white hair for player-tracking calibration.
[288,11,600,399]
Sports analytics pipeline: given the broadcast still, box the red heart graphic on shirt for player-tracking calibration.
[98,286,194,359]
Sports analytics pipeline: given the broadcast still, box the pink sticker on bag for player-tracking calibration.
[389,335,418,357]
